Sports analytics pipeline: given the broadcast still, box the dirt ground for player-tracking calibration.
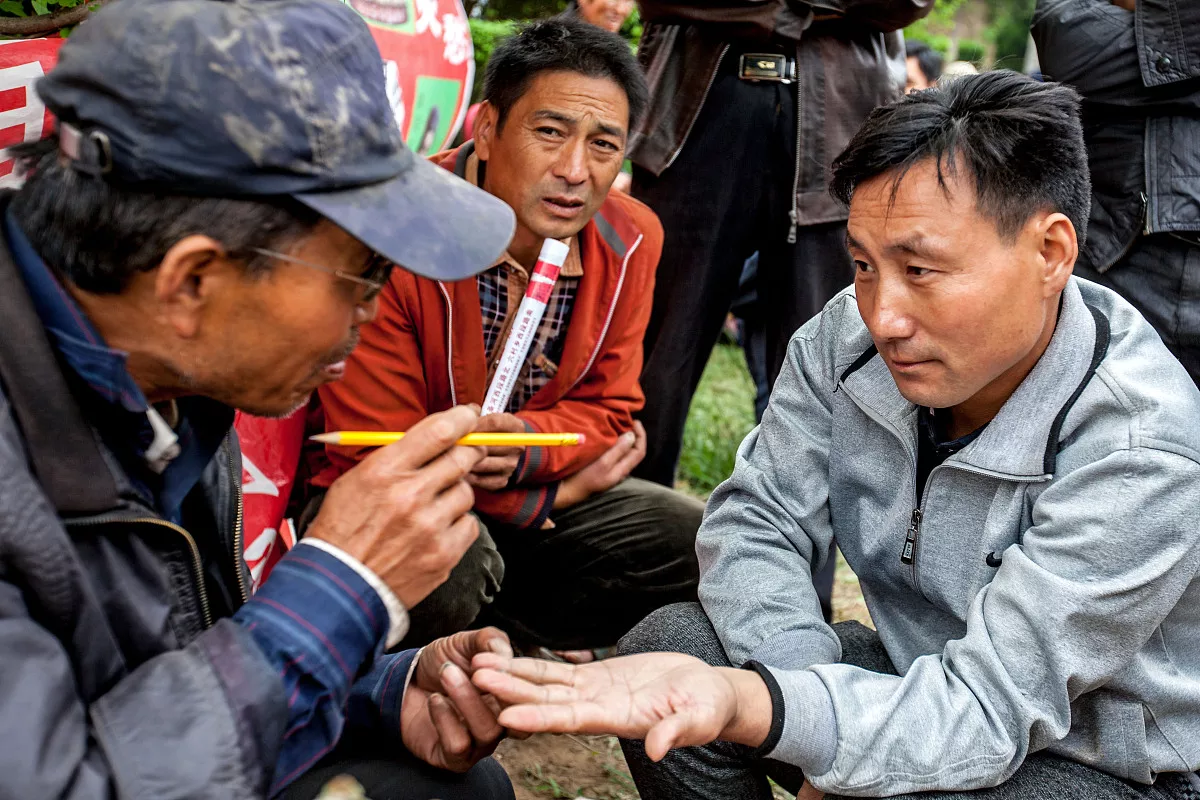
[496,551,872,799]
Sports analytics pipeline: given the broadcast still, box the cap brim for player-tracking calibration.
[295,155,515,282]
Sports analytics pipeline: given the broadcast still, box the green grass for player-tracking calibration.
[677,344,759,494]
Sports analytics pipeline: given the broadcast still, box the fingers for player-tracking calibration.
[495,701,613,736]
[472,627,514,659]
[472,665,584,708]
[471,412,528,434]
[440,663,504,744]
[435,511,481,567]
[428,693,472,769]
[471,452,522,474]
[631,420,647,455]
[372,406,483,472]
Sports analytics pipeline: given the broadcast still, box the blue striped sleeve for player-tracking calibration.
[234,542,389,795]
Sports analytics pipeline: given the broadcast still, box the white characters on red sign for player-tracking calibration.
[442,13,470,66]
[383,60,407,134]
[0,56,50,187]
[415,0,443,38]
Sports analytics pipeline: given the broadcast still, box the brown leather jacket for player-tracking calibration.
[631,0,932,226]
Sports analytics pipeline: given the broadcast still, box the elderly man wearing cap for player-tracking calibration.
[0,0,522,799]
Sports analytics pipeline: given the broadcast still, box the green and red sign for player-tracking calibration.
[346,0,474,156]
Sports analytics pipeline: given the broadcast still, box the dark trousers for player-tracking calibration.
[631,63,854,488]
[403,478,704,650]
[1076,232,1200,387]
[618,603,1200,800]
[281,739,514,800]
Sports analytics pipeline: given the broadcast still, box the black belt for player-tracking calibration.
[736,52,796,83]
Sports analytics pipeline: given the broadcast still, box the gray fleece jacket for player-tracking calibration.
[698,277,1200,795]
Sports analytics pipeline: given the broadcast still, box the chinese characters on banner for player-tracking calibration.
[0,37,62,186]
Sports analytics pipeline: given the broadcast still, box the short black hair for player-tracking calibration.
[8,137,321,294]
[905,39,943,83]
[483,17,648,133]
[831,70,1091,243]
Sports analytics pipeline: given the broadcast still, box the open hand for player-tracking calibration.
[401,628,515,772]
[471,651,740,761]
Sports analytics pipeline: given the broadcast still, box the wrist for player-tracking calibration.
[716,667,773,749]
[553,477,583,510]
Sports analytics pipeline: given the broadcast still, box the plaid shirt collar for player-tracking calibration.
[464,153,584,278]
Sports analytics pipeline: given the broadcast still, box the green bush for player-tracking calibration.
[956,39,985,66]
[677,344,758,494]
[469,18,516,103]
[0,0,84,16]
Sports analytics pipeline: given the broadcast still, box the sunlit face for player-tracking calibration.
[577,0,634,32]
[475,71,629,247]
[188,222,378,417]
[906,56,932,93]
[848,159,1065,414]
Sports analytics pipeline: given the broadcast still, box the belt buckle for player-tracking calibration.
[739,53,792,83]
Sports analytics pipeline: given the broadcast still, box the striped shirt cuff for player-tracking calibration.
[301,539,410,648]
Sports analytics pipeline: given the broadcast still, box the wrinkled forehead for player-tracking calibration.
[514,70,631,131]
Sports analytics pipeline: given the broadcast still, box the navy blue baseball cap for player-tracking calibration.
[36,0,514,282]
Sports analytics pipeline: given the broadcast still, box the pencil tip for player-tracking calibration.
[309,432,337,444]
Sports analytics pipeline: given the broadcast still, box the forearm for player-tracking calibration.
[234,543,394,794]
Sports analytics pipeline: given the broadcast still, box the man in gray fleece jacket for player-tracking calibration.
[471,71,1200,799]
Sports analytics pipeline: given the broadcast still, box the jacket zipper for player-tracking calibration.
[787,47,802,244]
[71,516,214,629]
[228,447,249,605]
[437,281,459,405]
[839,379,1051,597]
[567,233,642,391]
[663,44,729,172]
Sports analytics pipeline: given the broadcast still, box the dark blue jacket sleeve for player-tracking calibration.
[234,543,394,795]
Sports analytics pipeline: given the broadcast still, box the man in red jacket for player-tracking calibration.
[312,18,704,656]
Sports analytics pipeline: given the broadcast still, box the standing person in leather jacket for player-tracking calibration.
[0,0,526,798]
[1033,0,1200,386]
[630,0,933,491]
[629,0,932,620]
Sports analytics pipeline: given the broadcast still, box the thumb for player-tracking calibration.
[644,714,689,762]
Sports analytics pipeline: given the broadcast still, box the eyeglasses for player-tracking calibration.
[247,247,394,301]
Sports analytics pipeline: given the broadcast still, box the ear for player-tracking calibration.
[473,101,499,161]
[1035,212,1077,299]
[151,234,236,338]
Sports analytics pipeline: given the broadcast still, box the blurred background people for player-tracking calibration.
[1034,0,1200,386]
[905,38,944,91]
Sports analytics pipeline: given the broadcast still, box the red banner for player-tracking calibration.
[0,36,62,184]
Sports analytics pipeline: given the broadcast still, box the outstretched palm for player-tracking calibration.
[471,652,739,761]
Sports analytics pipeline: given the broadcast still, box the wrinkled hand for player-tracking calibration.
[471,651,739,761]
[307,405,483,610]
[467,413,527,491]
[554,421,646,510]
[401,628,514,772]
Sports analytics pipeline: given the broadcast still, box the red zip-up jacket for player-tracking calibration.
[313,143,664,529]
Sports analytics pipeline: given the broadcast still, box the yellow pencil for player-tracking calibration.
[310,431,585,447]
